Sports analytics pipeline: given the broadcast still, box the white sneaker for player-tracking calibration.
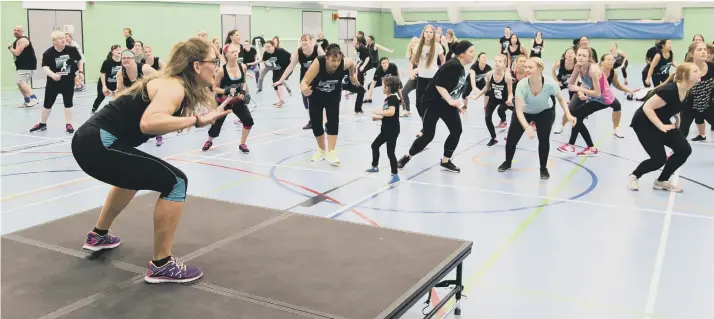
[311,148,325,161]
[326,150,340,166]
[628,174,639,191]
[653,180,683,193]
[613,127,624,138]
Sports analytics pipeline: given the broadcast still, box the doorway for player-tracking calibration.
[27,9,84,89]
[338,17,356,59]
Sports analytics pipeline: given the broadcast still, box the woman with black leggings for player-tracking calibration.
[72,37,232,283]
[367,76,402,185]
[201,44,254,153]
[91,45,121,113]
[397,41,474,173]
[498,57,575,179]
[557,46,620,157]
[681,42,714,141]
[646,39,676,87]
[628,63,700,192]
[468,54,514,146]
[301,44,360,166]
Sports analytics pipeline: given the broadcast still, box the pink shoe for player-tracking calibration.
[577,147,599,157]
[497,121,508,130]
[155,135,163,146]
[557,144,576,153]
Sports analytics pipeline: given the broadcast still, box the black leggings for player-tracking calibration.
[207,99,253,138]
[343,73,366,113]
[44,79,75,109]
[568,98,621,147]
[408,104,463,158]
[614,60,629,79]
[680,105,714,138]
[401,78,416,111]
[485,98,509,139]
[371,130,399,174]
[631,125,692,181]
[92,80,117,111]
[415,76,431,119]
[72,124,187,202]
[309,94,340,136]
[505,108,555,169]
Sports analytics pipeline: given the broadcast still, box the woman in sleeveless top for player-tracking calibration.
[552,48,577,134]
[507,34,528,70]
[599,53,638,138]
[468,54,514,146]
[116,50,161,145]
[530,32,544,58]
[141,45,166,71]
[646,39,676,87]
[609,43,629,85]
[71,37,232,284]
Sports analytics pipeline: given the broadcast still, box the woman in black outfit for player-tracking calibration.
[91,45,121,114]
[397,41,475,173]
[201,44,254,153]
[364,57,400,103]
[367,75,402,185]
[681,42,714,141]
[628,63,700,192]
[301,44,360,166]
[468,54,514,146]
[530,32,544,58]
[461,52,492,110]
[645,39,676,87]
[261,40,292,107]
[72,37,232,283]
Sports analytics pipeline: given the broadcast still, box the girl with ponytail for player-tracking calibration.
[367,75,402,185]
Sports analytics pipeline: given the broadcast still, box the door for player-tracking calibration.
[302,11,322,40]
[27,9,83,89]
[338,17,356,59]
[221,14,250,47]
[221,14,236,48]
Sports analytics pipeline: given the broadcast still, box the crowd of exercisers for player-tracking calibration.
[7,22,714,283]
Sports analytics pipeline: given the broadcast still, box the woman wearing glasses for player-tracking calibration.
[71,37,231,284]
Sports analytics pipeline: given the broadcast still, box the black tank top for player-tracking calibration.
[298,45,319,80]
[122,63,145,88]
[471,63,492,85]
[654,50,674,75]
[87,87,186,147]
[530,39,543,57]
[310,55,345,98]
[488,72,508,102]
[13,36,37,70]
[217,63,245,101]
[558,59,574,84]
[508,43,522,57]
[368,43,379,67]
[142,57,160,70]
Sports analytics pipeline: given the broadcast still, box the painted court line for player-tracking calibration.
[643,170,679,318]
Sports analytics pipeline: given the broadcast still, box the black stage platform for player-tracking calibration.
[2,194,472,319]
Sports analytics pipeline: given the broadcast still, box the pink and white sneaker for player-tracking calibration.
[497,121,508,130]
[577,147,599,157]
[557,144,576,153]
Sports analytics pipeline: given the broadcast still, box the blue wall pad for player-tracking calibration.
[393,20,684,39]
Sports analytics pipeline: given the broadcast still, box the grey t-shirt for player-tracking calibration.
[515,76,561,114]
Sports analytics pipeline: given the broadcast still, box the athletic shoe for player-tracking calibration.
[202,140,213,151]
[628,174,639,191]
[29,123,47,132]
[387,174,400,185]
[487,138,498,147]
[653,180,683,193]
[553,126,563,134]
[497,161,511,172]
[397,155,411,169]
[440,159,461,173]
[82,231,121,251]
[497,121,508,130]
[27,98,39,107]
[66,124,74,134]
[557,144,576,153]
[155,136,163,146]
[691,135,706,142]
[365,166,379,173]
[311,148,325,161]
[613,127,624,138]
[303,121,312,130]
[540,168,550,180]
[576,147,599,157]
[239,144,250,154]
[144,256,203,284]
[326,150,340,166]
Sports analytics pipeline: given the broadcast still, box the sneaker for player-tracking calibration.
[613,127,624,138]
[576,147,599,157]
[26,98,39,107]
[497,121,508,130]
[311,148,326,161]
[155,136,163,146]
[326,150,340,166]
[82,231,121,251]
[553,126,563,134]
[239,144,250,154]
[363,99,372,103]
[387,174,400,185]
[691,135,706,142]
[487,138,498,147]
[397,155,411,169]
[653,180,683,193]
[540,168,550,180]
[365,166,379,173]
[628,174,639,191]
[66,124,74,134]
[17,101,28,108]
[557,144,576,153]
[202,140,213,151]
[144,256,203,284]
[497,161,511,172]
[303,121,312,130]
[440,159,461,173]
[30,123,47,132]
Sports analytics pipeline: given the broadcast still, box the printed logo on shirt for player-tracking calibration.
[492,82,506,100]
[107,66,121,83]
[450,75,466,100]
[532,47,541,54]
[55,54,71,75]
[317,79,339,92]
[302,60,313,69]
[266,57,278,69]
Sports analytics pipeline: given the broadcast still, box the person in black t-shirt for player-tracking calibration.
[123,27,134,50]
[91,45,122,113]
[628,63,700,192]
[29,31,84,134]
[397,41,475,173]
[499,26,512,56]
[241,40,260,84]
[261,40,292,107]
[646,40,676,87]
[680,42,714,141]
[316,32,329,52]
[367,75,402,185]
[364,57,400,103]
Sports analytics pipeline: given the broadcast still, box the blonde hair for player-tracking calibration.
[411,25,437,68]
[119,37,217,120]
[51,31,65,42]
[446,29,457,42]
[528,57,545,73]
[645,63,696,101]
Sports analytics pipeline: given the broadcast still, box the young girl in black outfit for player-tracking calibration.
[397,41,475,173]
[202,44,253,153]
[367,76,402,185]
[681,42,714,141]
[468,54,514,146]
[91,45,121,114]
[628,63,700,192]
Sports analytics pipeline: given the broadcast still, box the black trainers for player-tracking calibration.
[397,155,411,169]
[303,121,312,130]
[487,138,498,147]
[540,168,550,180]
[497,161,511,172]
[30,123,47,132]
[691,135,706,142]
[239,144,250,154]
[440,159,460,173]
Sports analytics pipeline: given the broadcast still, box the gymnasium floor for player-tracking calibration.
[2,60,713,319]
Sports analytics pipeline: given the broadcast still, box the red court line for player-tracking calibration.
[169,158,380,227]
